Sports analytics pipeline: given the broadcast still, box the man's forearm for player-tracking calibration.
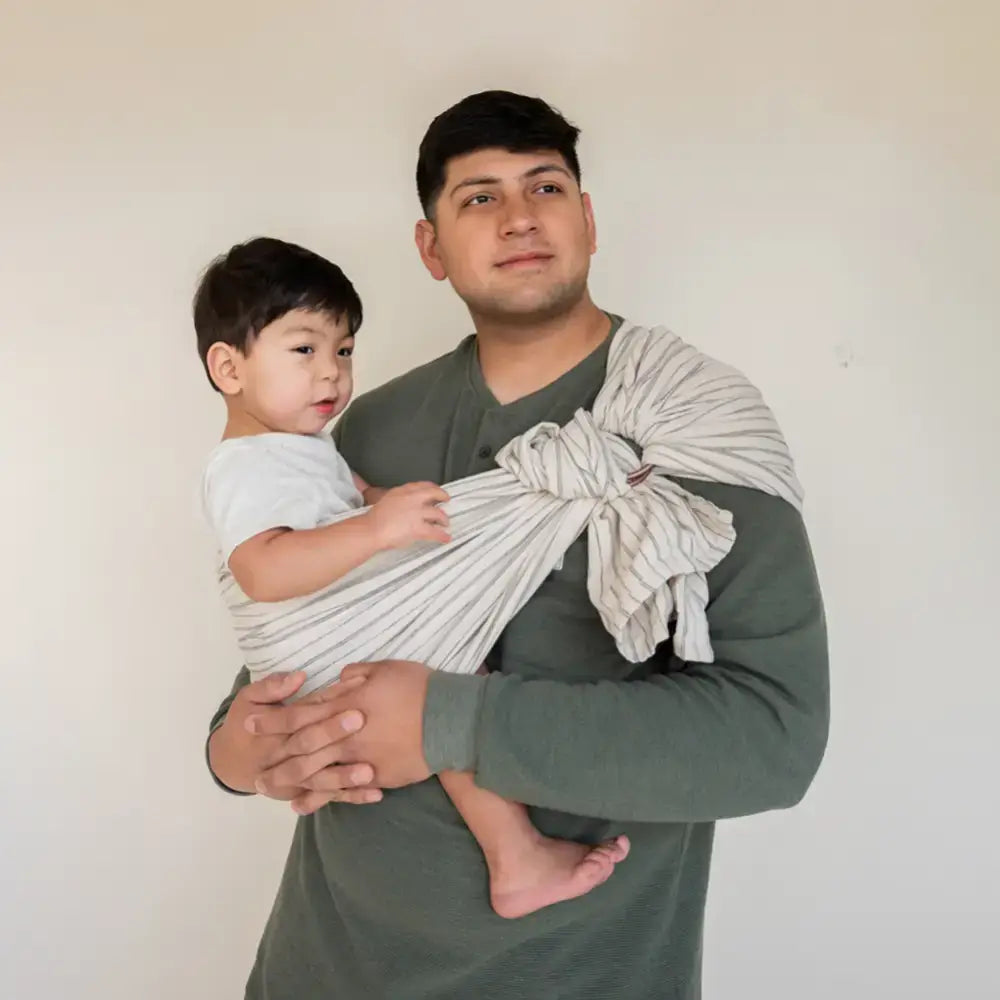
[425,629,827,823]
[424,488,830,824]
[208,723,257,793]
[206,667,252,794]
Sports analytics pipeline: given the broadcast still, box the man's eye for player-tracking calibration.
[465,193,493,207]
[536,183,561,194]
[293,345,314,355]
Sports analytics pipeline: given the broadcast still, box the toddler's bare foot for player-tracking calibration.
[489,834,630,920]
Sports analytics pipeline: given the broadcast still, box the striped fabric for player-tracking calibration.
[225,321,803,697]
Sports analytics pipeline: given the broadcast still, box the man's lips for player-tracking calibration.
[495,251,554,268]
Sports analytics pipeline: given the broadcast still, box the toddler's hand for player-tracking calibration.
[366,481,450,549]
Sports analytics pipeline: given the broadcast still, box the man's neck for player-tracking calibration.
[473,298,611,405]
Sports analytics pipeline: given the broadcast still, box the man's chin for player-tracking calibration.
[463,282,587,327]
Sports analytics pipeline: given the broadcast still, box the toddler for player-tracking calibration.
[196,237,629,918]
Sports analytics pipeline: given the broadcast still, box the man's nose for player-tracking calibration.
[500,194,539,238]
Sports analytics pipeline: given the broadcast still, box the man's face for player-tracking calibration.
[415,148,596,324]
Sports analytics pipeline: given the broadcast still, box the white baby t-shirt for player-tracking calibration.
[202,432,363,563]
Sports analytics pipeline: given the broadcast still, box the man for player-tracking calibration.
[207,90,829,999]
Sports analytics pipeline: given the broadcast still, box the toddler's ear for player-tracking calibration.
[206,342,242,395]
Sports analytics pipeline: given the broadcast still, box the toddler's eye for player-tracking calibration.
[293,345,314,355]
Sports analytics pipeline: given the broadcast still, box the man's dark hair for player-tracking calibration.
[416,90,581,217]
[193,237,362,391]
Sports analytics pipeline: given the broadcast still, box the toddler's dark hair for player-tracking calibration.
[194,237,362,390]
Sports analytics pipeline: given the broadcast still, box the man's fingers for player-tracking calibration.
[259,757,375,798]
[290,786,383,815]
[243,670,306,706]
[246,697,362,737]
[335,788,383,806]
[280,711,365,757]
[256,783,299,802]
[297,673,367,705]
[339,663,373,684]
[304,761,375,792]
[257,746,367,793]
[290,791,338,815]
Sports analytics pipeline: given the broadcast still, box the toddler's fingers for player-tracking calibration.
[425,508,449,527]
[420,526,451,545]
[416,484,449,505]
[400,480,443,495]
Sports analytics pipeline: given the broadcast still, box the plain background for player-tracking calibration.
[2,1,998,997]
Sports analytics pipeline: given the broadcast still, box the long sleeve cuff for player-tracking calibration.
[205,717,254,796]
[422,671,486,773]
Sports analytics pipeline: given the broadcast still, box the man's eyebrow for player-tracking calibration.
[447,163,573,199]
[449,174,500,198]
[521,163,573,181]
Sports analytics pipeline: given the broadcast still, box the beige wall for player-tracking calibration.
[2,2,998,997]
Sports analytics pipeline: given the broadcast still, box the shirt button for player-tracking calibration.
[477,445,492,459]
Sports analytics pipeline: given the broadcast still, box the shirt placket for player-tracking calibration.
[469,408,505,475]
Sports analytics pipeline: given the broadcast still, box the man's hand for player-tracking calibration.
[207,671,383,810]
[335,659,433,785]
[272,660,434,815]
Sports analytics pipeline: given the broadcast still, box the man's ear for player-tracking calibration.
[414,219,448,281]
[582,192,597,255]
[206,342,243,395]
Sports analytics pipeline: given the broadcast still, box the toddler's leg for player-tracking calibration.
[438,770,630,920]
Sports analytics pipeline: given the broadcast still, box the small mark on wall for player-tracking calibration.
[833,343,856,368]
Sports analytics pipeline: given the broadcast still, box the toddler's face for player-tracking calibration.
[235,308,355,434]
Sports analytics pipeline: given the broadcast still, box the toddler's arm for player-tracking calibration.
[228,482,450,603]
[352,470,388,506]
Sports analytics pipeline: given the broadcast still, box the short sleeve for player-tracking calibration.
[202,441,353,562]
